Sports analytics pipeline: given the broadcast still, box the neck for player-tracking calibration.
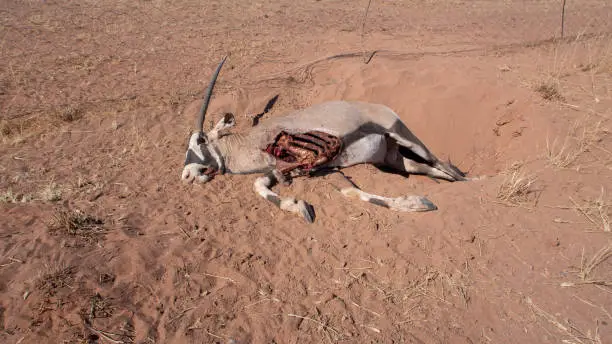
[214,133,274,174]
[207,141,225,174]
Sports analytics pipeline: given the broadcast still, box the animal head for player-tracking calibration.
[182,56,235,184]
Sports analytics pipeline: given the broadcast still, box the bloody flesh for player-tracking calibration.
[264,130,343,174]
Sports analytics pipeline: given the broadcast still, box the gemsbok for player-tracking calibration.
[182,56,468,222]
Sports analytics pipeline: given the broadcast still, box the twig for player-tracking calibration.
[526,297,586,344]
[287,313,341,336]
[84,323,124,344]
[561,280,612,287]
[351,300,382,317]
[243,297,279,309]
[569,197,599,226]
[169,307,195,323]
[178,225,191,238]
[205,330,224,339]
[202,272,236,283]
[580,244,612,281]
[360,324,381,333]
[574,295,612,321]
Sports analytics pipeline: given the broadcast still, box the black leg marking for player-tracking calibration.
[301,202,316,223]
[368,198,390,209]
[265,194,281,207]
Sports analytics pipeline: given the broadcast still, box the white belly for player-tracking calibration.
[330,134,387,168]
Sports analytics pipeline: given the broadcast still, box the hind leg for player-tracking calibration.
[396,156,461,182]
[324,170,437,212]
[384,135,467,182]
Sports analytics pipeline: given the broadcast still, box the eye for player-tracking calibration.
[196,134,206,145]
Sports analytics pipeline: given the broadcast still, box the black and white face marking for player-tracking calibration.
[181,132,218,184]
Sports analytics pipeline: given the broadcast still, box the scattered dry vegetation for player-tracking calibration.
[84,293,114,321]
[54,105,84,123]
[546,114,609,169]
[39,182,62,202]
[579,243,612,282]
[0,189,19,203]
[47,207,105,241]
[496,161,538,207]
[561,243,612,290]
[535,80,564,101]
[0,189,34,204]
[570,188,611,232]
[526,297,603,344]
[35,264,76,297]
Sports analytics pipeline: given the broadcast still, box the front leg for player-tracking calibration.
[253,170,316,223]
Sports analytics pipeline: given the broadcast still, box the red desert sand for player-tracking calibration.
[1,1,611,343]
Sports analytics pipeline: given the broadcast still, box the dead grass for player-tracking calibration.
[496,162,538,207]
[579,243,612,282]
[347,268,449,311]
[569,188,611,232]
[561,243,612,289]
[546,136,580,168]
[442,270,471,307]
[0,189,34,203]
[526,297,602,344]
[47,208,105,240]
[39,182,62,202]
[54,105,83,122]
[533,33,612,111]
[0,119,11,137]
[288,312,345,342]
[85,293,114,321]
[35,264,76,297]
[545,114,609,169]
[0,189,19,203]
[0,118,29,145]
[535,80,564,101]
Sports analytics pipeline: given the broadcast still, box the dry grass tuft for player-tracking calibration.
[579,243,612,282]
[443,270,471,307]
[48,208,105,240]
[546,115,609,169]
[0,189,34,203]
[569,188,611,232]
[39,182,62,202]
[0,119,12,137]
[0,189,19,203]
[85,293,114,321]
[526,297,602,344]
[496,162,538,207]
[546,136,579,168]
[562,243,612,289]
[535,80,564,101]
[55,105,83,122]
[35,264,76,297]
[0,118,28,145]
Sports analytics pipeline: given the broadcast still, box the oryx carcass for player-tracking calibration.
[182,56,468,223]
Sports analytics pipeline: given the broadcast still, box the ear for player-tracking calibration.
[208,112,235,139]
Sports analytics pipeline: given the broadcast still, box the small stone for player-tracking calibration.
[464,234,476,243]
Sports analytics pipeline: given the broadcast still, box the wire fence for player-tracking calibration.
[0,0,610,124]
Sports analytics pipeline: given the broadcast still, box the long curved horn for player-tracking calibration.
[196,55,228,132]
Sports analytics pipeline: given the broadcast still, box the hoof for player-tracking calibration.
[393,196,438,212]
[299,200,316,223]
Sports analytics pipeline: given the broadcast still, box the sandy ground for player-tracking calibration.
[1,1,612,343]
